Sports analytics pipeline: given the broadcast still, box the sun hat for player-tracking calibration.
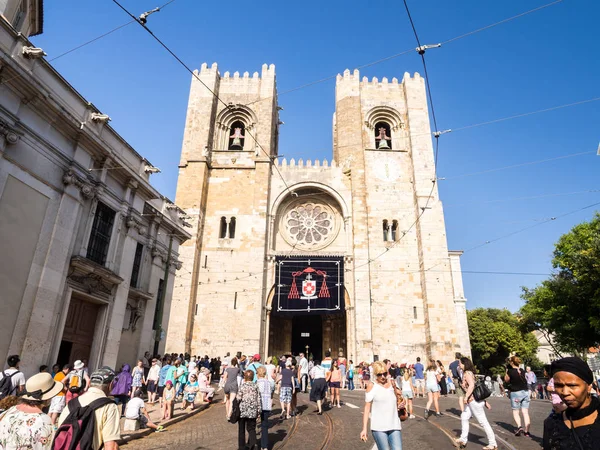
[73,360,85,370]
[90,367,116,385]
[22,373,64,401]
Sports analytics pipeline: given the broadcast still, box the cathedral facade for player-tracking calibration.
[166,63,471,363]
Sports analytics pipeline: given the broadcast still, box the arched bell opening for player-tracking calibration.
[374,121,392,149]
[228,120,246,150]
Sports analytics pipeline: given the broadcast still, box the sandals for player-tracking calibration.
[514,427,524,436]
[453,438,466,448]
[482,446,497,450]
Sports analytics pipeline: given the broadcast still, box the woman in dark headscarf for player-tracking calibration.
[110,364,133,416]
[543,357,600,449]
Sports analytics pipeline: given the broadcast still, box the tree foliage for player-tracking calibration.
[519,213,600,354]
[468,308,539,375]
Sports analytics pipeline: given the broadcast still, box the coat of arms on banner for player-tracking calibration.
[301,274,317,300]
[288,267,329,300]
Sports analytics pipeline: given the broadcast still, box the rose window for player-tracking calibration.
[283,202,337,249]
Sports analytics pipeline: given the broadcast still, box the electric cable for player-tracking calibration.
[445,189,600,207]
[245,0,563,106]
[109,0,295,199]
[0,0,177,87]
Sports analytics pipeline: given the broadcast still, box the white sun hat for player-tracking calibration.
[21,372,64,401]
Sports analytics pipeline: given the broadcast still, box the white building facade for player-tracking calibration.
[0,3,190,376]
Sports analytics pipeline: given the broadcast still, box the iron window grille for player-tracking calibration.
[86,202,116,265]
[130,243,144,287]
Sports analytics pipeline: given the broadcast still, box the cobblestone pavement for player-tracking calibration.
[122,389,550,449]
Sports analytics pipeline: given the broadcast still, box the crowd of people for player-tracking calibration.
[2,350,600,450]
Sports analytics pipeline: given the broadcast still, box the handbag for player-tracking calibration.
[473,378,492,402]
[228,397,241,424]
[391,380,409,421]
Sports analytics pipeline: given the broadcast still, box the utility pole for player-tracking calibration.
[154,234,173,355]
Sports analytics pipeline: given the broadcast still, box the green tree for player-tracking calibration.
[519,213,600,354]
[468,308,539,374]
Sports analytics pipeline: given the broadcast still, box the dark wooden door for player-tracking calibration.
[61,297,100,363]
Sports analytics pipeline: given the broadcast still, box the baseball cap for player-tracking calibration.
[90,366,116,385]
[253,354,261,361]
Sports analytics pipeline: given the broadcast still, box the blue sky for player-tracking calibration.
[34,0,599,312]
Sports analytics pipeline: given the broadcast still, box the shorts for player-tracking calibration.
[329,381,341,389]
[415,378,425,389]
[453,378,465,396]
[49,395,66,414]
[185,392,197,403]
[147,381,157,393]
[138,415,149,428]
[224,383,238,395]
[402,390,413,399]
[280,387,292,404]
[528,383,537,392]
[157,385,165,397]
[427,384,440,393]
[510,390,531,410]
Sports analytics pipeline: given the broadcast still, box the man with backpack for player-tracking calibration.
[55,367,121,450]
[0,354,26,399]
[63,360,90,403]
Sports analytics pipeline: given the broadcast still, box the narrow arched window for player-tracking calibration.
[229,217,236,239]
[219,217,227,239]
[374,121,392,149]
[228,120,246,150]
[382,219,389,241]
[391,220,398,241]
[413,306,418,320]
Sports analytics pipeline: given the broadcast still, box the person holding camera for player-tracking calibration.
[504,356,531,437]
[453,357,497,450]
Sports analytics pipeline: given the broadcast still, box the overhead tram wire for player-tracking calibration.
[107,1,316,293]
[194,0,574,280]
[347,0,444,275]
[347,199,600,278]
[0,0,178,87]
[244,0,563,107]
[109,0,295,200]
[443,149,597,181]
[445,189,600,208]
[331,96,600,154]
[184,268,558,298]
[174,163,600,287]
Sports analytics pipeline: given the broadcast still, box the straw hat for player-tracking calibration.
[21,373,64,401]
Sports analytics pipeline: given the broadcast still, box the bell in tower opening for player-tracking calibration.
[375,122,391,149]
[229,121,246,150]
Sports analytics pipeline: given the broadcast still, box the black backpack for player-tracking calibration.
[0,371,19,399]
[52,397,114,450]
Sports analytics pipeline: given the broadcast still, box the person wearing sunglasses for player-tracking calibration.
[360,361,404,449]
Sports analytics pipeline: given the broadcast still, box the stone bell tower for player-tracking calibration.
[333,69,469,362]
[166,63,280,354]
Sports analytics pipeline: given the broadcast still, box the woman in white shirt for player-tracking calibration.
[425,359,441,418]
[360,361,404,450]
[309,360,327,414]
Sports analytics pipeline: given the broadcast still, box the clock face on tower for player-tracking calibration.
[375,157,401,182]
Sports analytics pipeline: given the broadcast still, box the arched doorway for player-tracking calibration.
[266,282,351,361]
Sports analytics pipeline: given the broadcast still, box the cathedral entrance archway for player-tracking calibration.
[267,313,346,361]
[265,255,349,360]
